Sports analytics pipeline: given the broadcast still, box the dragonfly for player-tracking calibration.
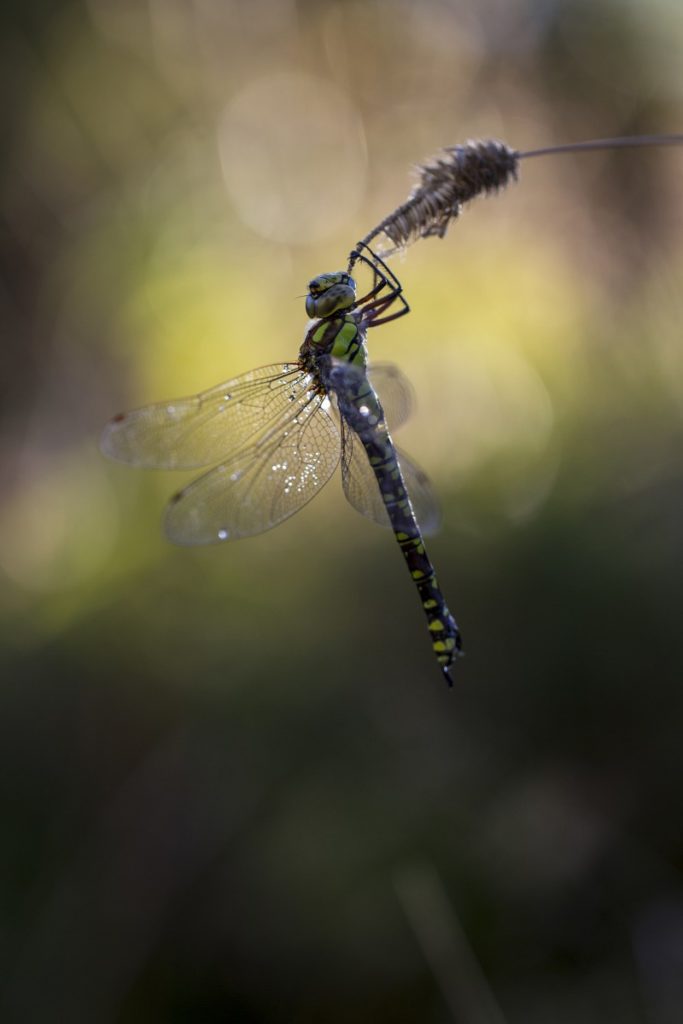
[102,132,683,687]
[101,242,463,685]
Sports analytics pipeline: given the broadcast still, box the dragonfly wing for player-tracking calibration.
[340,420,441,537]
[101,363,308,469]
[367,362,414,431]
[164,395,341,544]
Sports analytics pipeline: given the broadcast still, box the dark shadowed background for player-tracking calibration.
[2,1,683,1021]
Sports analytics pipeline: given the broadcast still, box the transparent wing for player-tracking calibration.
[101,363,308,469]
[340,419,441,536]
[164,393,341,545]
[367,362,414,431]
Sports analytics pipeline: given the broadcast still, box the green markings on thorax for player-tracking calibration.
[310,314,366,367]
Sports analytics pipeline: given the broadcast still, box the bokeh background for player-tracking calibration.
[2,1,683,1021]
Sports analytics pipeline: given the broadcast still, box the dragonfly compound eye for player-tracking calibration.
[305,273,357,318]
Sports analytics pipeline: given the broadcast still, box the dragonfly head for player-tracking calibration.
[305,271,356,318]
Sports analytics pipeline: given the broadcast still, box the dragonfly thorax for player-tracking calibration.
[305,271,356,318]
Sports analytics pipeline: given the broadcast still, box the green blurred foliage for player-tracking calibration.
[1,1,683,1021]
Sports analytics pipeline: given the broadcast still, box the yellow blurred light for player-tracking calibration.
[0,449,119,594]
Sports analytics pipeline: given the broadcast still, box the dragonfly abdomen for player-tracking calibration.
[333,371,462,685]
[369,444,462,685]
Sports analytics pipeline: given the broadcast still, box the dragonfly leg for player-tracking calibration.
[351,242,406,300]
[355,273,387,307]
[356,241,404,293]
[362,288,410,327]
[353,247,394,305]
[349,242,411,326]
